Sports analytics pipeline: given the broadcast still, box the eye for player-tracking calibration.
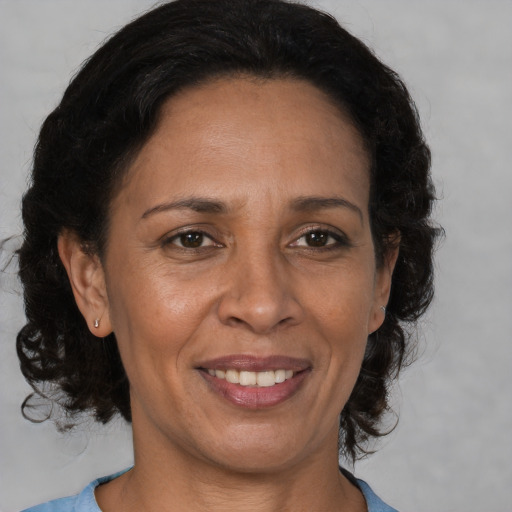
[300,231,332,247]
[290,228,349,249]
[164,230,219,249]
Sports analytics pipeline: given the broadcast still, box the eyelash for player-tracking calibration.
[161,229,221,250]
[161,226,350,252]
[290,227,351,251]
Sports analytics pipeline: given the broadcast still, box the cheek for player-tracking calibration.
[104,261,200,375]
[306,265,375,387]
[107,253,201,333]
[309,267,376,338]
[105,261,230,411]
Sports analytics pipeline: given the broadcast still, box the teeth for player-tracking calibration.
[225,369,239,384]
[256,371,275,387]
[274,369,286,383]
[239,370,257,386]
[207,368,296,387]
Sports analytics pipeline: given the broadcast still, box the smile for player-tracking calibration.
[205,368,295,387]
[197,355,311,408]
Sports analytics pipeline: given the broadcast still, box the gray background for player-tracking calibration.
[1,1,511,511]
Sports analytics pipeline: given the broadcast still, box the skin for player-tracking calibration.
[59,77,397,511]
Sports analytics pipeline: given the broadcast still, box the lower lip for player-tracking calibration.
[199,370,310,409]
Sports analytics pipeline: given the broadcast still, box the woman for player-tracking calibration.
[16,0,439,510]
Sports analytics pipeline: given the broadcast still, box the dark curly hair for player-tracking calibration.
[16,0,440,461]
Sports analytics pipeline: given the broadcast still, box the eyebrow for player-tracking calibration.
[291,196,363,223]
[141,195,364,222]
[141,197,227,219]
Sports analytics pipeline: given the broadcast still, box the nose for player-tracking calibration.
[217,248,304,334]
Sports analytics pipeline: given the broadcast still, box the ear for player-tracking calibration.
[368,233,400,335]
[57,230,112,337]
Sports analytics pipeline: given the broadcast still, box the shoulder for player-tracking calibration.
[21,494,82,512]
[356,478,399,512]
[20,470,129,512]
[341,466,398,512]
[21,480,99,512]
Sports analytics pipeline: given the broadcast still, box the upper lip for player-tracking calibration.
[196,355,311,372]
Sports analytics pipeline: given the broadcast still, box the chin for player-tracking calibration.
[197,422,329,474]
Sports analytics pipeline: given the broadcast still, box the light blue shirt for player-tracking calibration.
[22,469,398,512]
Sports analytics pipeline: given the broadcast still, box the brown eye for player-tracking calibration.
[164,230,221,250]
[163,229,221,251]
[178,232,204,248]
[304,231,330,247]
[290,228,350,250]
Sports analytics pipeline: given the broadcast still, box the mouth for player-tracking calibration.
[196,355,311,408]
[203,368,296,387]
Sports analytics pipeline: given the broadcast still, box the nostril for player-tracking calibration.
[228,317,245,327]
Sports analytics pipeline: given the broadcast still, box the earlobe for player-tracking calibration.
[368,237,400,335]
[57,230,112,337]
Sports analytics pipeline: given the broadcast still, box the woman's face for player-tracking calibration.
[96,78,393,471]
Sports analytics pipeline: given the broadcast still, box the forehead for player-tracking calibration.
[114,77,370,217]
